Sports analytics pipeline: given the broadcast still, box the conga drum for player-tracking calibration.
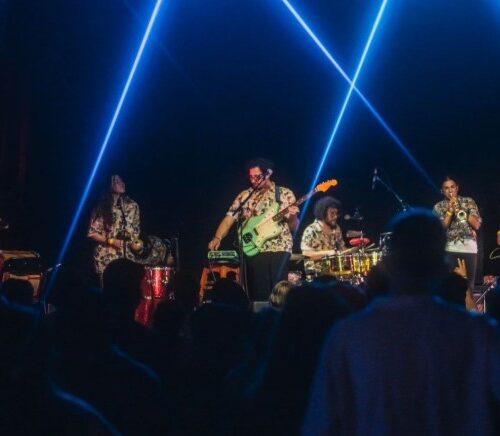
[140,266,175,300]
[135,266,175,327]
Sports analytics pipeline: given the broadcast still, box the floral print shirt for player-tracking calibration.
[88,197,140,274]
[227,182,297,253]
[433,196,481,244]
[301,219,345,271]
[301,219,345,252]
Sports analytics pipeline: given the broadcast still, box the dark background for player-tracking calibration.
[2,0,500,278]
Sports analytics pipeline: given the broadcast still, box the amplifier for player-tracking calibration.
[0,251,42,274]
[0,251,43,299]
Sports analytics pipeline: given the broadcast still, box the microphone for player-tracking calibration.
[371,168,378,190]
[257,169,273,181]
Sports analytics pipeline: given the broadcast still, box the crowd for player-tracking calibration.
[0,209,499,435]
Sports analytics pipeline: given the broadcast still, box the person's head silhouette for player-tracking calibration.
[386,208,447,293]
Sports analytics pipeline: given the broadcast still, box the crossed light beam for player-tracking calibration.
[46,0,435,297]
[45,0,165,297]
[280,0,437,193]
[301,0,388,216]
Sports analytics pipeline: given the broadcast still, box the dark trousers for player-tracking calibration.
[245,251,290,301]
[446,251,478,289]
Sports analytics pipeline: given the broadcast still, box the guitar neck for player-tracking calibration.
[272,191,316,222]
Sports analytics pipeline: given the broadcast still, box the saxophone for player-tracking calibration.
[117,230,144,253]
[450,194,467,223]
[129,237,144,252]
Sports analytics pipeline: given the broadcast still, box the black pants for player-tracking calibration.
[446,251,477,289]
[245,251,290,301]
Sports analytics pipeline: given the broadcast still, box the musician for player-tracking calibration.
[433,177,481,288]
[88,175,141,278]
[208,158,299,301]
[301,196,346,261]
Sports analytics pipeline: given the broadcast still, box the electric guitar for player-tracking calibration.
[241,179,338,257]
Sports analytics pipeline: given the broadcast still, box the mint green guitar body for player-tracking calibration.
[241,204,281,257]
[239,178,338,257]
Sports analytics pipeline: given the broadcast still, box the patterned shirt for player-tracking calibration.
[301,219,345,252]
[433,196,481,251]
[227,182,297,253]
[301,219,345,271]
[88,197,140,274]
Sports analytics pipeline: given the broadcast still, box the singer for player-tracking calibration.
[88,175,141,279]
[300,196,346,268]
[207,158,299,301]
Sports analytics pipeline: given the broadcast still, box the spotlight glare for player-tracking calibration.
[44,0,165,299]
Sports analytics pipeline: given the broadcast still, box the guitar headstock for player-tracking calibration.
[315,179,338,193]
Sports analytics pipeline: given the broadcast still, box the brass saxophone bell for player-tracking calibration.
[130,238,144,252]
[456,209,467,222]
[450,194,467,222]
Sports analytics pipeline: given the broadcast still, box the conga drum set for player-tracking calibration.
[304,231,385,284]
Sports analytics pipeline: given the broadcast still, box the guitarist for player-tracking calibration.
[208,159,299,301]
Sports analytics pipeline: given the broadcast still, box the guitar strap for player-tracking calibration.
[275,185,282,207]
[246,184,281,218]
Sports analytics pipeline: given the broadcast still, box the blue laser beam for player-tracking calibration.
[121,0,189,80]
[307,0,388,200]
[288,0,388,277]
[280,0,437,191]
[298,0,388,223]
[44,0,164,298]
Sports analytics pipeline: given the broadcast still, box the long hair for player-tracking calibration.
[92,192,132,232]
[92,193,114,232]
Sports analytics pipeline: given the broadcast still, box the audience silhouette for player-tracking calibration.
[1,209,498,435]
[303,209,500,435]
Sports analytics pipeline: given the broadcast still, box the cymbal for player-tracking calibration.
[349,237,370,247]
[346,230,363,238]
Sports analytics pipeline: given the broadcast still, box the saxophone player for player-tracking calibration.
[433,177,482,290]
[88,175,142,282]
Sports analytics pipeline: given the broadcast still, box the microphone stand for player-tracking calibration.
[345,209,366,284]
[172,234,180,272]
[117,195,129,259]
[373,175,411,212]
[229,175,269,297]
